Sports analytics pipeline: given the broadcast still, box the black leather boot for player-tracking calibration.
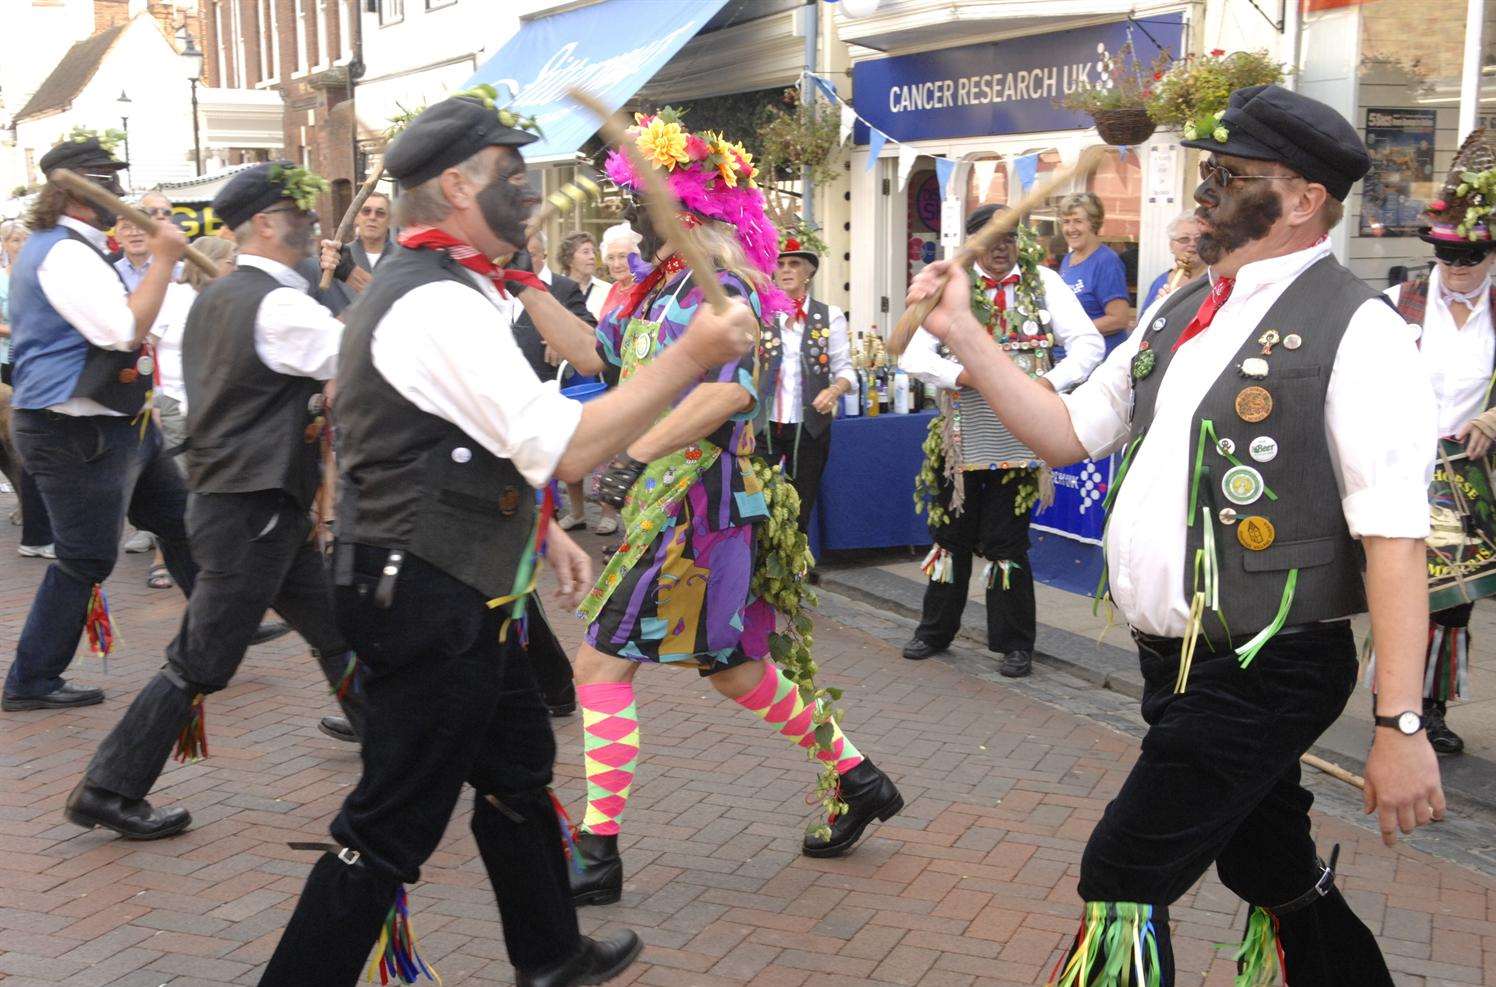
[568,831,623,906]
[515,931,643,987]
[65,778,191,840]
[313,649,366,741]
[802,759,903,858]
[999,650,1033,678]
[1425,699,1464,755]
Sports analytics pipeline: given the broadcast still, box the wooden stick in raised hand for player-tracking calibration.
[888,149,1105,357]
[524,174,602,239]
[567,88,731,314]
[49,168,219,276]
[319,165,386,290]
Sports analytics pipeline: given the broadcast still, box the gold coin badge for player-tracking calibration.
[1236,515,1276,551]
[1235,386,1273,423]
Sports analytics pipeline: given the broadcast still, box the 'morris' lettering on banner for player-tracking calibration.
[853,15,1184,143]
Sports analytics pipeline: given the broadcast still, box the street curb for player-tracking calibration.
[819,563,1496,813]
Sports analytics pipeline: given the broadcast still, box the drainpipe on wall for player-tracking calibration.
[800,0,818,230]
[350,0,366,184]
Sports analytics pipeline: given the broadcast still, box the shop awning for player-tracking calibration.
[463,0,729,164]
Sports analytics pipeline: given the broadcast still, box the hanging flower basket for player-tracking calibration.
[1091,107,1157,147]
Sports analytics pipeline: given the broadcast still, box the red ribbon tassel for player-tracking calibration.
[84,584,116,668]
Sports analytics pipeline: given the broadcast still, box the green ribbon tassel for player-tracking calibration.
[1093,432,1147,616]
[1231,907,1285,987]
[1235,569,1299,669]
[1051,902,1162,987]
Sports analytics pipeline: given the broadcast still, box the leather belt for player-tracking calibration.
[1131,619,1346,653]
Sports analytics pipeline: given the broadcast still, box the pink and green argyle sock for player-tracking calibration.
[734,661,863,774]
[577,681,639,836]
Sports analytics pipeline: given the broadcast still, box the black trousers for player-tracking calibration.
[86,490,360,800]
[914,468,1036,654]
[525,595,576,708]
[1074,621,1391,985]
[260,546,580,983]
[763,421,832,536]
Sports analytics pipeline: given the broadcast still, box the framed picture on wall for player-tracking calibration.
[1361,108,1437,237]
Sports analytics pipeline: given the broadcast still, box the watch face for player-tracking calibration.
[1398,710,1422,735]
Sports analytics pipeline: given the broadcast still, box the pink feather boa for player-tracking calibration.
[605,149,793,320]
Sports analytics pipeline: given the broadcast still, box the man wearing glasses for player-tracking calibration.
[908,85,1440,984]
[330,191,394,295]
[66,162,365,840]
[3,137,194,713]
[1382,132,1496,759]
[113,192,184,290]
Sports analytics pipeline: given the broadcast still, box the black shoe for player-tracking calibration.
[317,716,358,743]
[516,930,643,987]
[64,779,191,840]
[249,621,292,646]
[802,759,903,858]
[999,650,1033,678]
[546,682,577,718]
[3,683,104,711]
[569,831,623,907]
[808,570,822,585]
[902,638,942,661]
[1426,700,1464,756]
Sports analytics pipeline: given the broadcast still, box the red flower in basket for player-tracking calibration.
[1210,48,1226,57]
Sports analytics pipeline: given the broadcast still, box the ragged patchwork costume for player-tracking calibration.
[1374,130,1496,756]
[259,92,638,987]
[3,136,198,711]
[900,205,1103,675]
[1049,85,1431,986]
[68,162,367,843]
[567,110,902,908]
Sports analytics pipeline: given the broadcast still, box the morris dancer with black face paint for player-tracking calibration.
[908,85,1443,986]
[258,91,761,987]
[64,162,367,843]
[3,136,197,714]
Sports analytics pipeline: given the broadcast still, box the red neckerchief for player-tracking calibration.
[396,226,549,298]
[792,296,807,325]
[980,272,1020,312]
[620,254,688,320]
[1172,276,1234,352]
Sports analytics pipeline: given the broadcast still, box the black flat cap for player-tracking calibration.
[966,203,1014,237]
[40,137,126,176]
[213,162,298,229]
[383,95,539,187]
[1181,84,1370,201]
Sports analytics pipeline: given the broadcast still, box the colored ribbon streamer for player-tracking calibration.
[1235,569,1299,669]
[367,886,440,985]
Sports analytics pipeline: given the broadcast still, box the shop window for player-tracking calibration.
[1084,147,1143,305]
[906,163,942,285]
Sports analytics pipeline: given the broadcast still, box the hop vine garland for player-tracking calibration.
[914,415,951,528]
[267,164,331,212]
[1003,467,1041,515]
[1454,169,1496,239]
[748,458,847,838]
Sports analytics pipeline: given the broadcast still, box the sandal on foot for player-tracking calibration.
[146,564,174,590]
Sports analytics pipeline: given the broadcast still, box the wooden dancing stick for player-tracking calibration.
[524,174,603,239]
[888,148,1105,357]
[319,165,387,290]
[567,88,731,314]
[1301,752,1366,792]
[49,169,219,277]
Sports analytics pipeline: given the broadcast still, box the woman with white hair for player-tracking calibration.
[1140,211,1203,316]
[598,221,642,318]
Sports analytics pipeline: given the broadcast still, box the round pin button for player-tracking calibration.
[1237,515,1277,551]
[1151,318,1166,332]
[1249,436,1279,463]
[1235,386,1273,423]
[451,447,472,464]
[1239,357,1269,379]
[1218,507,1238,525]
[136,355,155,376]
[1284,333,1302,350]
[1222,464,1265,506]
[1216,437,1235,456]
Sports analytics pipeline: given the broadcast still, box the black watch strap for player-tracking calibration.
[1373,709,1425,735]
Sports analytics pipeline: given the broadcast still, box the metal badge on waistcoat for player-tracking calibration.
[499,485,520,516]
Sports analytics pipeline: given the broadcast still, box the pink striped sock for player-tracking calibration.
[734,661,863,774]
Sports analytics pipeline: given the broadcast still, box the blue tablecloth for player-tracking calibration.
[809,411,935,558]
[808,409,1108,596]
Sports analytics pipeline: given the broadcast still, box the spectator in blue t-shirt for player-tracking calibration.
[1141,211,1204,317]
[1057,193,1131,354]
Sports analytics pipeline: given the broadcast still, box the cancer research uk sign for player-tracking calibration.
[852,15,1184,144]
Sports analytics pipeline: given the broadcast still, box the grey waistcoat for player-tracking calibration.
[757,299,835,438]
[1128,255,1377,636]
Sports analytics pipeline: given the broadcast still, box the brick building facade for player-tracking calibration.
[200,0,360,219]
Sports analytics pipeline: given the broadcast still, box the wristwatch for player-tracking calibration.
[1373,709,1425,735]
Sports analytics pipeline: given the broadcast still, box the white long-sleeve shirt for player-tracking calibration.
[1060,239,1437,637]
[900,262,1103,395]
[232,254,343,380]
[370,267,583,488]
[1385,267,1493,437]
[770,300,855,424]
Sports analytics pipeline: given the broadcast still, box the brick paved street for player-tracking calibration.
[2,501,1496,986]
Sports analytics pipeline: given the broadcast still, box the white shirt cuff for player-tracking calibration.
[511,393,585,489]
[1342,484,1432,540]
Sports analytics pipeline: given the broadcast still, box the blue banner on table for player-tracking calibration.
[851,14,1184,144]
[1029,457,1111,596]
